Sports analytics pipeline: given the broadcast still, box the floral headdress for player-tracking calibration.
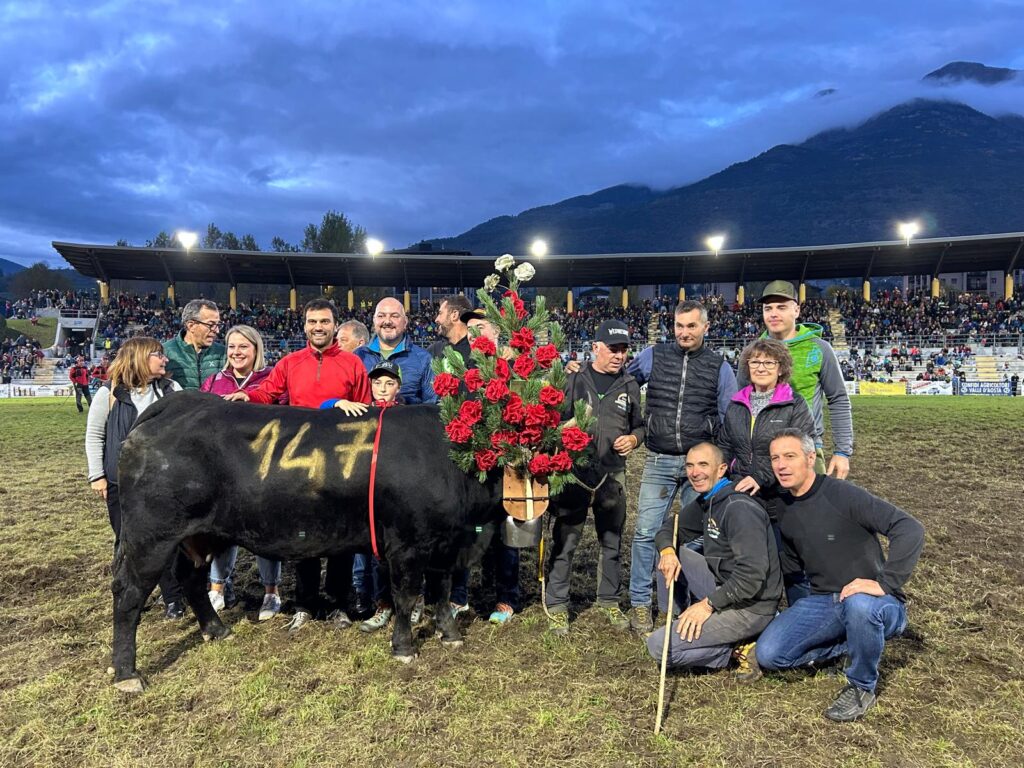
[432,254,594,495]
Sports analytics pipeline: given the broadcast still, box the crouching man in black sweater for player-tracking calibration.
[754,428,925,722]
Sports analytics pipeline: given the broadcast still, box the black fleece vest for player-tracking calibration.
[645,343,723,455]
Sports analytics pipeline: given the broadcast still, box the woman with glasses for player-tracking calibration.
[199,324,284,621]
[85,336,185,618]
[720,338,814,603]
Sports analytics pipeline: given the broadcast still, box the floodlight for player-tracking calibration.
[705,235,725,257]
[530,239,548,258]
[176,230,198,250]
[898,221,919,246]
[366,238,385,257]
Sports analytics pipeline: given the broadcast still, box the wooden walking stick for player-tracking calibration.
[654,507,681,735]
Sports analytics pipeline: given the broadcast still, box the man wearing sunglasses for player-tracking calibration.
[164,299,227,389]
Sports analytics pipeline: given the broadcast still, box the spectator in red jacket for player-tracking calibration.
[69,356,92,412]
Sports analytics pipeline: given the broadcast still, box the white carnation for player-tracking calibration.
[513,262,536,282]
[494,254,516,271]
[483,273,500,292]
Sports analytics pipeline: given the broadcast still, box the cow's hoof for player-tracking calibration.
[201,625,232,643]
[392,653,417,664]
[113,676,145,694]
[440,639,464,650]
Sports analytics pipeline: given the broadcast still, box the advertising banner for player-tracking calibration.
[909,381,953,395]
[1,384,73,398]
[844,381,858,396]
[858,381,907,396]
[960,381,1011,396]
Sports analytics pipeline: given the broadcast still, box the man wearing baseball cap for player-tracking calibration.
[545,320,645,635]
[755,280,853,479]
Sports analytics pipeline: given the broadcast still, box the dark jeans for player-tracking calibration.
[450,538,521,610]
[75,384,92,412]
[646,546,774,669]
[545,473,625,611]
[294,555,354,615]
[106,482,182,605]
[755,592,908,692]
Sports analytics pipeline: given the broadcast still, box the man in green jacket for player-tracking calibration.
[164,299,227,389]
[755,281,853,478]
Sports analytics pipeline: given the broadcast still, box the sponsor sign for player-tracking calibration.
[960,381,1011,396]
[858,381,907,396]
[909,381,953,395]
[844,381,858,396]
[1,384,73,398]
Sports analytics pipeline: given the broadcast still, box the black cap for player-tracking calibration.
[595,320,630,346]
[368,359,402,382]
[459,308,487,324]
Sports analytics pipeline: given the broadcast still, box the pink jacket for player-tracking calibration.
[200,366,287,403]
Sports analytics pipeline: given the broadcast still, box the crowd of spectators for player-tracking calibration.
[1,334,43,382]
[839,345,975,383]
[2,290,100,319]
[837,289,1024,344]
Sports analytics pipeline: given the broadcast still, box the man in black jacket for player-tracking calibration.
[755,429,925,722]
[645,442,781,671]
[625,300,738,633]
[545,320,644,635]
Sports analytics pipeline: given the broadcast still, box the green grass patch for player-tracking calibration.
[0,397,1022,766]
[5,316,58,346]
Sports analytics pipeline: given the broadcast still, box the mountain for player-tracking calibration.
[924,61,1019,86]
[0,257,26,276]
[429,99,1024,254]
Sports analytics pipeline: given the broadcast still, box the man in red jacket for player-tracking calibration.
[225,298,371,633]
[69,356,92,412]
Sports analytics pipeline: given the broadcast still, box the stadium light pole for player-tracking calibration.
[705,234,725,258]
[176,230,198,252]
[898,221,919,247]
[530,239,548,259]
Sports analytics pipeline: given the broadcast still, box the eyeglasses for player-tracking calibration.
[190,320,223,331]
[749,359,779,370]
[149,352,169,359]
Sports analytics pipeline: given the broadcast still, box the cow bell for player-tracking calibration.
[501,515,543,549]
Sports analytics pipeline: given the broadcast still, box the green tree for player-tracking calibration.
[9,262,74,294]
[301,210,367,253]
[271,237,300,252]
[146,231,173,247]
[202,224,223,249]
[239,234,261,251]
[115,238,130,247]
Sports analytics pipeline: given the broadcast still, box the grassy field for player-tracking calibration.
[4,316,58,346]
[1,396,1023,767]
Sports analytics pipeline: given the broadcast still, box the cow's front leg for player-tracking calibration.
[178,551,231,642]
[389,558,422,663]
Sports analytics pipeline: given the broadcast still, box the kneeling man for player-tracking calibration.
[646,442,782,674]
[755,429,925,722]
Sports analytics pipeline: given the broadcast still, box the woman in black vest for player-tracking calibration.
[85,336,184,618]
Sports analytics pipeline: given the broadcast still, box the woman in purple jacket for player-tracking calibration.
[200,324,283,621]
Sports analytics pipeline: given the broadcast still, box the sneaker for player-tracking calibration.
[208,589,226,613]
[258,593,281,621]
[360,605,394,633]
[410,596,425,626]
[489,603,515,625]
[450,602,470,620]
[327,609,353,630]
[164,601,186,620]
[597,604,630,631]
[732,642,762,683]
[546,610,570,637]
[628,605,654,635]
[284,610,313,636]
[824,684,877,722]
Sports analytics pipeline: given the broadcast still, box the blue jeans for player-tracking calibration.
[756,592,908,692]
[352,553,370,596]
[209,545,281,588]
[450,539,521,610]
[629,453,699,608]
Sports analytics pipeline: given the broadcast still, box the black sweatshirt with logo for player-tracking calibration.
[775,475,925,601]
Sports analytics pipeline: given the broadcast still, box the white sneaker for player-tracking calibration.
[208,589,226,613]
[285,610,313,636]
[258,593,281,621]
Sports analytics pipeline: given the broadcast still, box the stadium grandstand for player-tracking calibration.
[2,232,1021,396]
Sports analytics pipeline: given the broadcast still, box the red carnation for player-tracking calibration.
[561,425,592,452]
[524,403,551,427]
[547,409,562,428]
[470,335,497,357]
[445,419,473,444]
[484,377,510,403]
[433,373,461,398]
[539,386,564,408]
[510,327,536,353]
[459,399,483,425]
[503,394,525,424]
[535,344,559,368]
[519,426,544,445]
[491,431,518,448]
[528,453,554,476]
[550,451,573,472]
[501,290,528,321]
[513,354,536,378]
[475,449,499,472]
[464,368,484,392]
[494,357,511,381]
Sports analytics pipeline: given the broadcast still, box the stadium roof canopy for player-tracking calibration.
[53,231,1024,289]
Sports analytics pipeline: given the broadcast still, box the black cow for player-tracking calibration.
[110,390,503,692]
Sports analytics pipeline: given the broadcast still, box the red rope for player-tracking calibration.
[367,403,394,559]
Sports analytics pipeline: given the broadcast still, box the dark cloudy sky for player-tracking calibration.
[3,0,1024,268]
